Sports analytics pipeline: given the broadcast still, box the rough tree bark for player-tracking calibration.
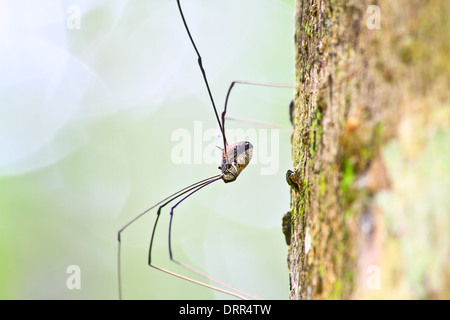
[285,0,450,299]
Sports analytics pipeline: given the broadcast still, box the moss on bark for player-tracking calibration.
[287,0,450,299]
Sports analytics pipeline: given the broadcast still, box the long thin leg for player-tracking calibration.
[146,175,255,299]
[147,176,220,265]
[176,1,295,162]
[221,80,295,150]
[117,174,221,300]
[176,0,227,151]
[167,184,261,300]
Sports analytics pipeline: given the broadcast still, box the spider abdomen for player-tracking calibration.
[220,141,253,183]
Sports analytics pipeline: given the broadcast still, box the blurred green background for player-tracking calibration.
[0,0,295,299]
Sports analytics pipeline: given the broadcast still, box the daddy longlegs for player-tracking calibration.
[117,0,295,300]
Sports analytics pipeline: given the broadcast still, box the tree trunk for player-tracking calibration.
[286,0,450,299]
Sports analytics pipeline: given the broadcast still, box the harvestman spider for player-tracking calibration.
[117,0,294,300]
